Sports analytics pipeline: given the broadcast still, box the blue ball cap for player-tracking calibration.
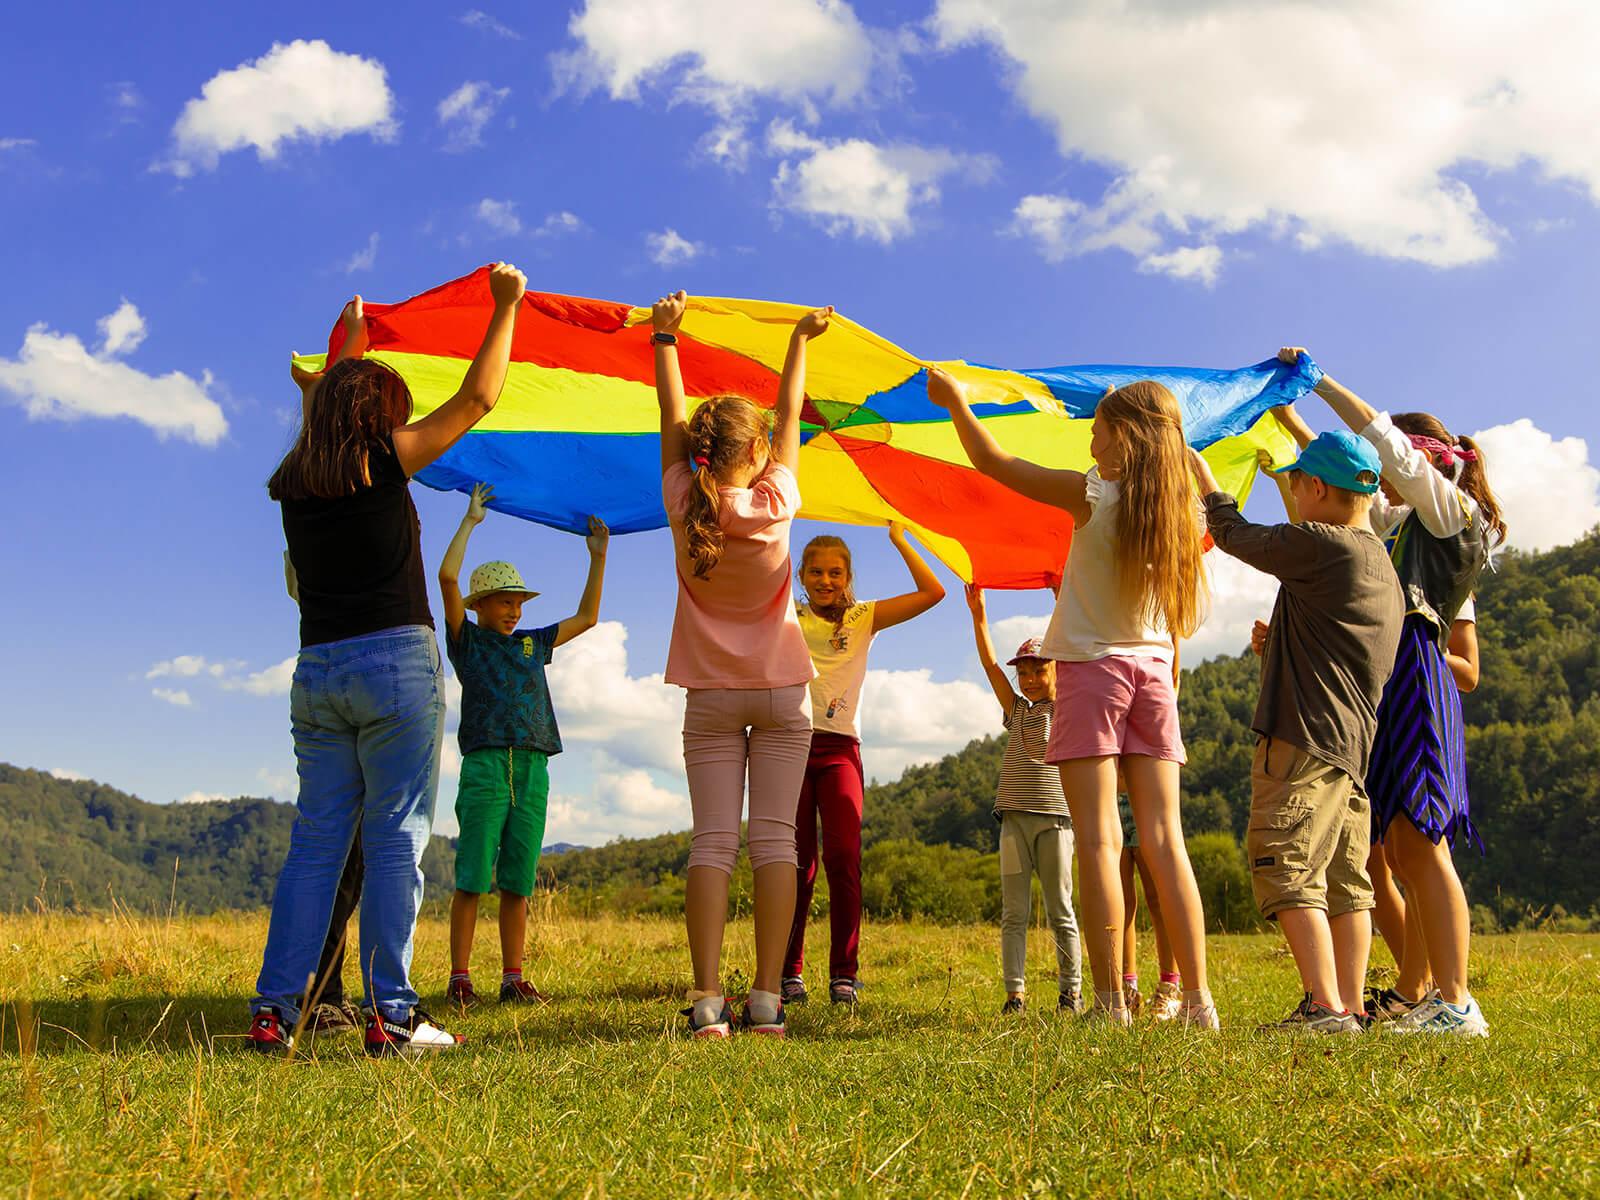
[1271,429,1382,494]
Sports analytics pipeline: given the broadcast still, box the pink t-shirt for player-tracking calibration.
[662,460,815,690]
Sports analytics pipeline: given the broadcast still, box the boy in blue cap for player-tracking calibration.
[1188,423,1404,1033]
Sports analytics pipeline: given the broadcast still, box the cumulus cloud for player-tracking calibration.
[557,0,874,114]
[0,303,227,444]
[50,767,88,781]
[438,80,510,151]
[990,613,1049,659]
[461,9,522,40]
[147,655,233,680]
[768,120,984,243]
[476,197,523,236]
[858,668,999,781]
[1470,419,1600,552]
[1186,551,1282,664]
[224,657,297,697]
[1,137,38,152]
[162,40,396,175]
[341,232,379,274]
[535,211,585,238]
[545,621,683,771]
[177,790,229,805]
[938,1,1600,275]
[647,228,702,266]
[145,654,295,698]
[152,688,193,707]
[545,756,693,845]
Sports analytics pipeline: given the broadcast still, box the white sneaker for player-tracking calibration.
[1149,981,1182,1022]
[1084,1002,1133,1028]
[1180,1003,1222,1031]
[364,1007,465,1058]
[1384,990,1489,1038]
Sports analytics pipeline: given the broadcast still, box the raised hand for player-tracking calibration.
[586,514,610,557]
[488,261,527,308]
[888,520,908,545]
[340,295,365,338]
[926,366,966,411]
[465,481,494,524]
[964,582,985,616]
[1277,346,1308,366]
[653,290,688,334]
[794,305,833,339]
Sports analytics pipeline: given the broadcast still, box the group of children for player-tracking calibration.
[293,287,1498,1048]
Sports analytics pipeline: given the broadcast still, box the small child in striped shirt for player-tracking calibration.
[967,586,1082,1015]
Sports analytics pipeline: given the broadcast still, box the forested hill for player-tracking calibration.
[0,766,455,913]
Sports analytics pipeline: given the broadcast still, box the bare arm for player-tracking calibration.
[283,551,299,605]
[871,523,946,632]
[392,263,526,478]
[773,307,833,472]
[1278,348,1378,433]
[1261,448,1302,523]
[928,368,1090,524]
[652,291,690,471]
[554,517,609,647]
[1270,402,1315,450]
[966,585,1016,712]
[1446,617,1479,692]
[438,483,492,640]
[293,296,370,424]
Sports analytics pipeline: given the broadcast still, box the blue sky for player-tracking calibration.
[4,1,1599,843]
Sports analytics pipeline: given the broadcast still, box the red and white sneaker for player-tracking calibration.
[682,998,735,1040]
[738,999,787,1038]
[365,1007,465,1058]
[249,1006,295,1055]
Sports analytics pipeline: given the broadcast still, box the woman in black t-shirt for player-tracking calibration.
[249,263,527,1058]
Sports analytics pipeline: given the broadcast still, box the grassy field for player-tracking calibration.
[2,903,1597,1198]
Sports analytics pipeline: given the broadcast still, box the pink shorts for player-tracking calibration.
[1046,655,1186,765]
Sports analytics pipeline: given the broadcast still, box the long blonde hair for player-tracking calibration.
[1098,380,1207,639]
[682,395,771,579]
[798,535,856,632]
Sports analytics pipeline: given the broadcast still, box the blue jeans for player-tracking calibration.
[253,625,444,1024]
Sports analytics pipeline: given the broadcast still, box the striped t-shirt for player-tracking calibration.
[994,697,1069,819]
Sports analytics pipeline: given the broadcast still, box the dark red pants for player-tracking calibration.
[783,732,864,980]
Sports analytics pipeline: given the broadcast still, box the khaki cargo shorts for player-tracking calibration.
[1247,737,1374,919]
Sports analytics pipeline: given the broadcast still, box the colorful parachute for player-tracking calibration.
[294,267,1315,588]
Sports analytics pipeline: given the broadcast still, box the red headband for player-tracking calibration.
[1407,433,1477,466]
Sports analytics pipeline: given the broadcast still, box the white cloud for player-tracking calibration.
[476,197,523,236]
[0,302,227,444]
[990,613,1049,660]
[1185,551,1282,665]
[146,653,295,697]
[255,766,296,800]
[768,120,982,243]
[1470,419,1600,552]
[96,300,147,355]
[152,688,194,708]
[177,790,228,805]
[858,668,998,782]
[938,1,1600,272]
[535,211,585,238]
[545,621,683,772]
[110,82,143,112]
[341,232,379,274]
[1,137,38,151]
[701,122,750,169]
[225,657,297,697]
[545,756,693,845]
[1138,245,1223,287]
[461,9,522,40]
[646,228,701,266]
[50,767,88,781]
[163,40,396,175]
[147,655,232,680]
[557,0,874,114]
[438,81,510,151]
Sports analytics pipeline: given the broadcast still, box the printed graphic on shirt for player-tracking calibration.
[446,619,562,757]
[798,601,875,739]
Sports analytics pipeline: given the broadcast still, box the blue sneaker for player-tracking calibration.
[738,998,786,1038]
[682,998,734,1040]
[1384,990,1489,1038]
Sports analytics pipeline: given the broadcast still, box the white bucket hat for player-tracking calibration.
[464,561,539,606]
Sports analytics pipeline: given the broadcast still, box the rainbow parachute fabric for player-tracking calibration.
[295,267,1316,588]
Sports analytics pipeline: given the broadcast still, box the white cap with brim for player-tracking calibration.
[464,560,540,606]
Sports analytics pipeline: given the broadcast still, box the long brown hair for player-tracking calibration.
[1391,412,1507,546]
[799,534,856,631]
[1098,380,1207,639]
[682,395,772,579]
[268,359,413,501]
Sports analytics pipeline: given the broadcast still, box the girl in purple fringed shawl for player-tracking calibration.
[1278,346,1505,1039]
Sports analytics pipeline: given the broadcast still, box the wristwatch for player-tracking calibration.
[651,331,678,346]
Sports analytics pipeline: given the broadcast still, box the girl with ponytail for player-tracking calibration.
[653,290,833,1039]
[1282,347,1504,1038]
[928,368,1219,1029]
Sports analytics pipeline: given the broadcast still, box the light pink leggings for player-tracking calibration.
[683,684,813,874]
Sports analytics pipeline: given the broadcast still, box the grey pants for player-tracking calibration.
[999,811,1082,995]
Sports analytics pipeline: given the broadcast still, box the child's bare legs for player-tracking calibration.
[1388,817,1470,1004]
[686,866,730,993]
[1367,843,1407,962]
[498,890,528,974]
[449,889,480,973]
[1123,755,1209,998]
[1118,848,1139,983]
[1133,848,1178,978]
[1384,839,1433,999]
[1331,910,1372,1015]
[1277,908,1341,1010]
[1058,756,1121,1005]
[752,863,797,995]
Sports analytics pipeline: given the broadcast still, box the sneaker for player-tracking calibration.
[1149,981,1182,1022]
[1058,990,1083,1014]
[1179,1002,1222,1031]
[738,999,787,1038]
[1125,987,1144,1017]
[445,976,479,1010]
[780,976,809,1006]
[1364,986,1421,1023]
[682,998,735,1040]
[365,1007,465,1058]
[1084,1002,1133,1028]
[1259,993,1361,1035]
[307,1000,361,1033]
[1002,996,1025,1016]
[499,978,548,1004]
[1384,990,1489,1038]
[829,977,862,1006]
[248,1006,294,1055]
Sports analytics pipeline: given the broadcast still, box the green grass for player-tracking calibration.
[2,904,1597,1198]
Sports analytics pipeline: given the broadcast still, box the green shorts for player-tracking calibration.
[454,747,550,897]
[1118,793,1139,850]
